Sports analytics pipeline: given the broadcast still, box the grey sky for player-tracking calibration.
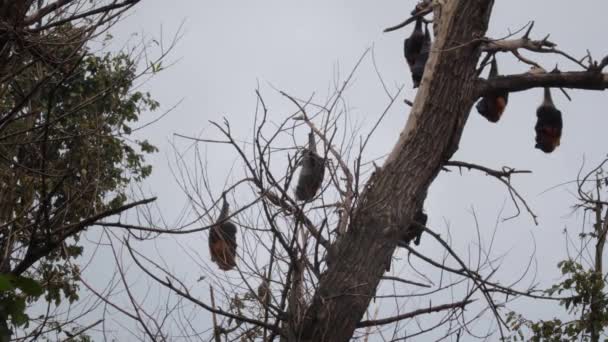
[77,1,608,340]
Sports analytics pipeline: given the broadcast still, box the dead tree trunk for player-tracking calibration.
[300,1,496,340]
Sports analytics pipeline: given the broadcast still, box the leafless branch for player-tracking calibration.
[478,71,608,97]
[357,299,474,328]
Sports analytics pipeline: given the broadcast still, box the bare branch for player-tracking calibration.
[380,275,432,288]
[482,37,555,54]
[478,71,608,97]
[383,7,433,33]
[444,161,537,224]
[445,161,531,178]
[125,239,283,334]
[22,0,74,25]
[12,197,156,275]
[357,299,473,327]
[285,92,354,235]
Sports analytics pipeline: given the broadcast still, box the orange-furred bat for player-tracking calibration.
[209,195,237,271]
[476,58,509,122]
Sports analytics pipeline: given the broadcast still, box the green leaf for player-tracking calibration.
[13,277,43,297]
[0,274,15,292]
[11,311,29,328]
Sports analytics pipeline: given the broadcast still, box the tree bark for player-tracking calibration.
[300,1,496,341]
[479,71,608,95]
[590,202,607,342]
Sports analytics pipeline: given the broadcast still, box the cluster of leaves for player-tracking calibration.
[549,261,606,313]
[0,25,159,335]
[505,260,608,341]
[0,274,43,336]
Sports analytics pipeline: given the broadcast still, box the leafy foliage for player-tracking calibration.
[0,24,159,336]
[505,248,608,340]
[0,274,43,337]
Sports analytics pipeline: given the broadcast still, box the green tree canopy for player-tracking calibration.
[0,1,159,338]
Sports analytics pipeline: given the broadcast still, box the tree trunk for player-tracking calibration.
[300,1,496,340]
[590,198,607,342]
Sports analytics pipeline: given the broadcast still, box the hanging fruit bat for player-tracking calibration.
[411,24,431,88]
[411,209,428,246]
[295,130,325,201]
[387,208,429,271]
[476,57,509,122]
[208,194,237,271]
[394,208,428,247]
[404,18,425,67]
[535,87,563,153]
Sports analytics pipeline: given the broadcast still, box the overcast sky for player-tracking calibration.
[77,1,608,340]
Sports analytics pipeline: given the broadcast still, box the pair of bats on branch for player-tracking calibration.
[476,59,562,153]
[404,18,563,153]
[208,131,326,271]
[207,128,425,271]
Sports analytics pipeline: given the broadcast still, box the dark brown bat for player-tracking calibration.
[295,130,325,201]
[387,208,429,271]
[410,23,431,88]
[404,18,425,67]
[535,87,563,153]
[209,194,237,271]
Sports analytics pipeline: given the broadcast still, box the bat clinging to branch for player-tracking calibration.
[209,194,238,271]
[476,57,509,122]
[295,130,325,202]
[535,87,563,153]
[404,18,425,67]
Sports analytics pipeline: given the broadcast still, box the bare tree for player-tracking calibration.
[82,1,608,341]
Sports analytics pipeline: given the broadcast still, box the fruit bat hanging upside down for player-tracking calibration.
[209,194,237,271]
[476,58,509,123]
[404,19,431,88]
[535,87,563,153]
[295,130,325,201]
